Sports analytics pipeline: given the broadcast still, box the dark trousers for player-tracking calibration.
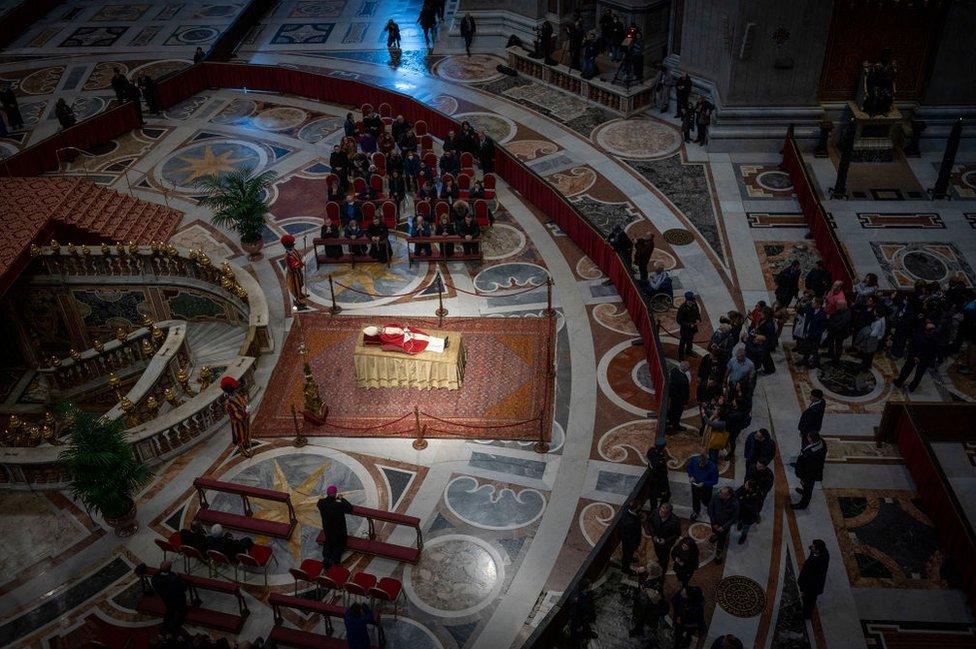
[682,124,693,142]
[826,331,845,361]
[801,590,818,618]
[621,540,639,572]
[162,601,187,634]
[676,95,689,118]
[796,478,815,509]
[463,35,473,55]
[691,484,712,515]
[895,357,931,390]
[678,328,694,360]
[653,541,674,573]
[696,123,708,144]
[667,399,686,432]
[323,538,346,566]
[761,350,776,373]
[711,527,730,558]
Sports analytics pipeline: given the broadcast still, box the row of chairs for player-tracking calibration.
[324,197,492,227]
[289,559,404,618]
[155,531,276,586]
[327,169,495,197]
[358,102,428,135]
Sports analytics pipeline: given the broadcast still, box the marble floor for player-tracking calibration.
[1,2,976,649]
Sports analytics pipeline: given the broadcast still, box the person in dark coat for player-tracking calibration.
[735,478,763,544]
[139,75,160,114]
[460,14,476,56]
[686,452,718,520]
[320,220,343,259]
[675,73,692,118]
[707,486,739,563]
[672,585,706,649]
[150,561,188,634]
[478,135,495,173]
[667,361,690,433]
[645,440,671,508]
[55,98,76,129]
[775,260,802,308]
[796,297,827,368]
[122,80,143,124]
[797,539,830,618]
[797,389,826,439]
[343,602,375,649]
[366,213,389,262]
[792,431,827,510]
[457,212,480,255]
[633,235,655,285]
[805,260,831,298]
[193,47,206,63]
[648,502,680,573]
[629,561,666,638]
[676,292,701,360]
[317,484,353,566]
[110,67,128,103]
[618,499,643,574]
[893,321,940,391]
[670,536,699,587]
[567,578,597,643]
[383,19,401,49]
[0,82,24,130]
[746,459,774,511]
[743,427,775,474]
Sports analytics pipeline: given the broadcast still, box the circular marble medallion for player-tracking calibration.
[173,26,220,44]
[381,618,443,649]
[454,111,516,144]
[19,66,65,95]
[304,237,426,307]
[432,94,458,116]
[962,169,976,190]
[816,360,878,398]
[71,95,107,121]
[755,170,794,192]
[481,223,525,260]
[211,98,257,124]
[129,60,192,82]
[663,228,694,246]
[903,250,947,281]
[84,62,126,91]
[593,119,681,159]
[297,116,343,143]
[404,535,504,617]
[716,576,766,618]
[434,54,505,84]
[253,106,308,132]
[157,139,266,192]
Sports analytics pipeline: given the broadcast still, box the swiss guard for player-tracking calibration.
[221,376,252,457]
[282,234,308,311]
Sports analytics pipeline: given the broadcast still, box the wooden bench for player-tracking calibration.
[193,476,296,539]
[136,566,249,633]
[268,592,384,649]
[312,237,393,269]
[316,505,422,564]
[407,236,483,266]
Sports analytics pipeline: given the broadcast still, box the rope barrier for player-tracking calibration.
[419,410,541,429]
[318,411,413,432]
[331,280,429,298]
[440,279,547,297]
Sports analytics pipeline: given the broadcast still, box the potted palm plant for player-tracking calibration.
[58,407,152,537]
[197,166,278,261]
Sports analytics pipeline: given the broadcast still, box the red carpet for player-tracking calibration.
[254,314,554,441]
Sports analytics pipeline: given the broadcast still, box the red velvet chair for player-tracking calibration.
[317,564,351,603]
[206,549,236,581]
[441,172,455,186]
[368,577,404,618]
[457,173,471,199]
[420,134,433,154]
[155,532,182,563]
[435,200,450,221]
[474,199,490,227]
[344,571,377,604]
[422,151,438,172]
[416,200,431,219]
[371,152,386,174]
[361,201,376,222]
[361,103,374,116]
[370,173,385,199]
[180,544,208,575]
[414,119,428,137]
[353,176,367,196]
[289,558,324,596]
[326,201,340,224]
[378,102,392,119]
[483,173,496,201]
[460,151,474,175]
[381,200,397,228]
[237,543,274,587]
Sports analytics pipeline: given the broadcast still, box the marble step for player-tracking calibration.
[185,322,247,367]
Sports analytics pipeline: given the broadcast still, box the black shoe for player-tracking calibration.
[794,487,803,494]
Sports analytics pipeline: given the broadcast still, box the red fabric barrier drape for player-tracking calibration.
[782,138,854,291]
[893,415,976,614]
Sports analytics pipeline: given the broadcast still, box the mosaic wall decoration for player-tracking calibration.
[164,289,231,322]
[826,489,947,590]
[59,26,128,47]
[71,289,147,328]
[871,241,976,288]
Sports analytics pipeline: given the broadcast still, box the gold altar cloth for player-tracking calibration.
[353,329,465,390]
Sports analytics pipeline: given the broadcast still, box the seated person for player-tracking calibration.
[442,129,457,152]
[362,111,383,136]
[647,263,672,297]
[326,178,343,203]
[341,194,361,224]
[351,152,370,178]
[457,212,481,255]
[417,179,437,202]
[440,178,459,204]
[452,199,470,228]
[388,171,406,210]
[320,220,343,258]
[205,524,254,560]
[391,115,411,142]
[378,132,396,155]
[367,213,390,262]
[359,132,377,154]
[398,127,418,153]
[439,150,459,176]
[435,213,455,257]
[329,145,348,175]
[404,150,421,190]
[470,180,486,200]
[386,151,404,177]
[345,219,366,256]
[409,215,432,256]
[356,184,377,202]
[178,521,208,553]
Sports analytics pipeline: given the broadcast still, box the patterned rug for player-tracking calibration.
[253,314,554,440]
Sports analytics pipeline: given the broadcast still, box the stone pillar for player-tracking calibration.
[595,0,671,66]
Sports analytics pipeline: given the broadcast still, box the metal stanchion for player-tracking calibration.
[328,274,342,314]
[543,277,555,316]
[291,405,307,447]
[435,271,448,322]
[413,406,428,450]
